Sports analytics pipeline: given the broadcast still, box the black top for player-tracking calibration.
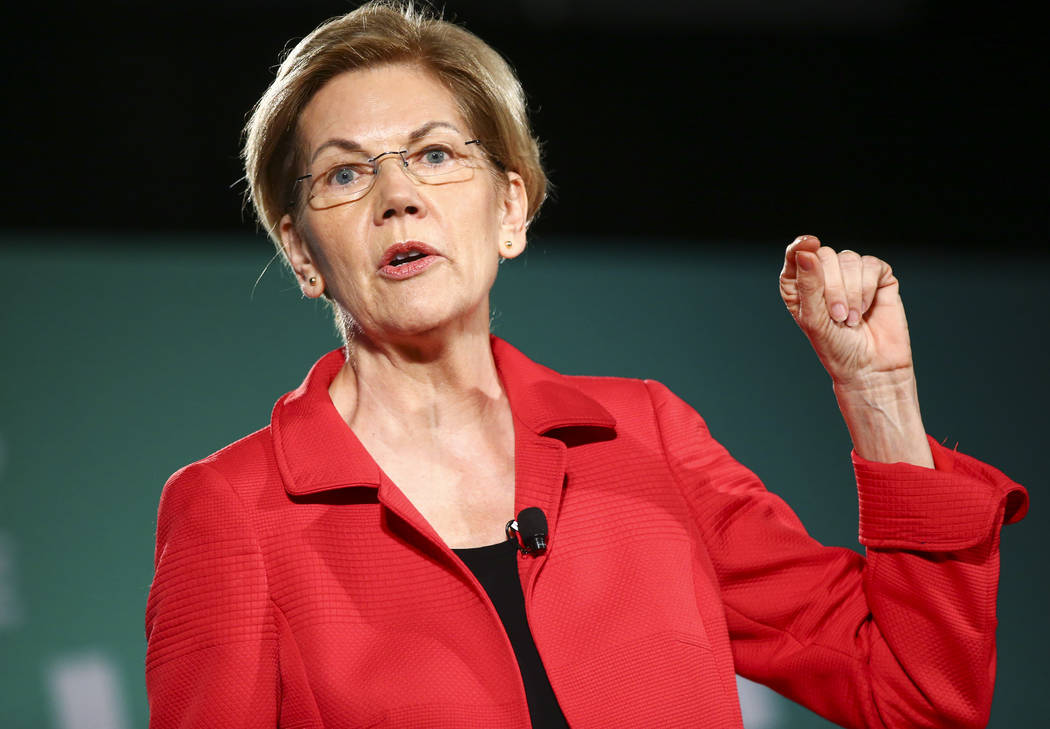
[453,539,570,729]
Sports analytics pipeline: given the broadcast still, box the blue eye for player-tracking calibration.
[423,149,449,165]
[331,167,357,186]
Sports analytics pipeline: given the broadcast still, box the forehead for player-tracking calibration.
[298,64,466,151]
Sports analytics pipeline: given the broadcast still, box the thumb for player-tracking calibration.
[794,250,827,329]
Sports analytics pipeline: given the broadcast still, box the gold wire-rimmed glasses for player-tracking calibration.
[292,134,486,210]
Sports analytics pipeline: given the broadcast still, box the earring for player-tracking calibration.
[308,276,317,285]
[504,241,513,248]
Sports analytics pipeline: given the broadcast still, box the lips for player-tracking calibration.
[379,241,441,269]
[378,240,442,280]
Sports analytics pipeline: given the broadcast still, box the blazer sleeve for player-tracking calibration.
[644,380,1028,729]
[144,462,278,728]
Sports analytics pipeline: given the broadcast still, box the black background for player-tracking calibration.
[3,0,1044,252]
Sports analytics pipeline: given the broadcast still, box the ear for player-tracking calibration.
[498,172,529,260]
[279,213,325,298]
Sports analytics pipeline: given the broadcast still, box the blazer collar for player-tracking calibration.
[272,336,616,496]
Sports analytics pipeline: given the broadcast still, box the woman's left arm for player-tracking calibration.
[719,234,1030,727]
[646,379,1027,729]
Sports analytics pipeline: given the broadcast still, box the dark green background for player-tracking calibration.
[0,234,1042,727]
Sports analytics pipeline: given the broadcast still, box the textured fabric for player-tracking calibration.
[145,337,1028,729]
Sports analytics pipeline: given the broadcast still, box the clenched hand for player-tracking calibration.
[779,234,933,467]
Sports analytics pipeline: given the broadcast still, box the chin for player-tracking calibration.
[385,296,486,339]
[377,306,460,338]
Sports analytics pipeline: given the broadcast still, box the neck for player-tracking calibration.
[328,306,507,439]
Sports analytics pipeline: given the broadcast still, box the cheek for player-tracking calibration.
[460,182,506,241]
[301,216,359,274]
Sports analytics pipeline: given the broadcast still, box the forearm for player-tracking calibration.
[860,533,1001,729]
[834,370,935,468]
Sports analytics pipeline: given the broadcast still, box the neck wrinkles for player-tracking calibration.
[328,321,508,439]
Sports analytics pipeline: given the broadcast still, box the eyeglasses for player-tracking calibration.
[292,134,486,210]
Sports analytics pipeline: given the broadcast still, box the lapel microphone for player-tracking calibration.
[505,507,548,555]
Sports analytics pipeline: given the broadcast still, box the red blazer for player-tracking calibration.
[145,337,1028,728]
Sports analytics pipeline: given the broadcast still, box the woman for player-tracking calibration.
[144,2,1027,728]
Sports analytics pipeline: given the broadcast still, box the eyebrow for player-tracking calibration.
[309,120,464,164]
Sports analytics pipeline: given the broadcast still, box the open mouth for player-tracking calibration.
[380,241,440,270]
[378,241,441,279]
[388,251,428,267]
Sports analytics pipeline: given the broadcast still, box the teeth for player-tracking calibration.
[389,250,425,265]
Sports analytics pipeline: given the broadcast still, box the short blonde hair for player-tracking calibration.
[242,0,547,247]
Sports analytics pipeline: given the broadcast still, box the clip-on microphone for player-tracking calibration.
[505,507,548,555]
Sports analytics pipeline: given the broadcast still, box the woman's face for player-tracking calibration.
[280,64,527,343]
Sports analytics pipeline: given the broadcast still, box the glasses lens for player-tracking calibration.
[305,137,482,209]
[308,152,374,209]
[404,136,479,184]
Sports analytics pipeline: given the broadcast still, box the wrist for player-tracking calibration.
[833,372,935,468]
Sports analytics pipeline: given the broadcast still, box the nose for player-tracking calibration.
[370,152,426,223]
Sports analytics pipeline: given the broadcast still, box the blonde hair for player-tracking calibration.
[242,0,547,248]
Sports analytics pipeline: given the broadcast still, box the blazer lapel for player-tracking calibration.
[491,337,618,594]
[271,339,619,567]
